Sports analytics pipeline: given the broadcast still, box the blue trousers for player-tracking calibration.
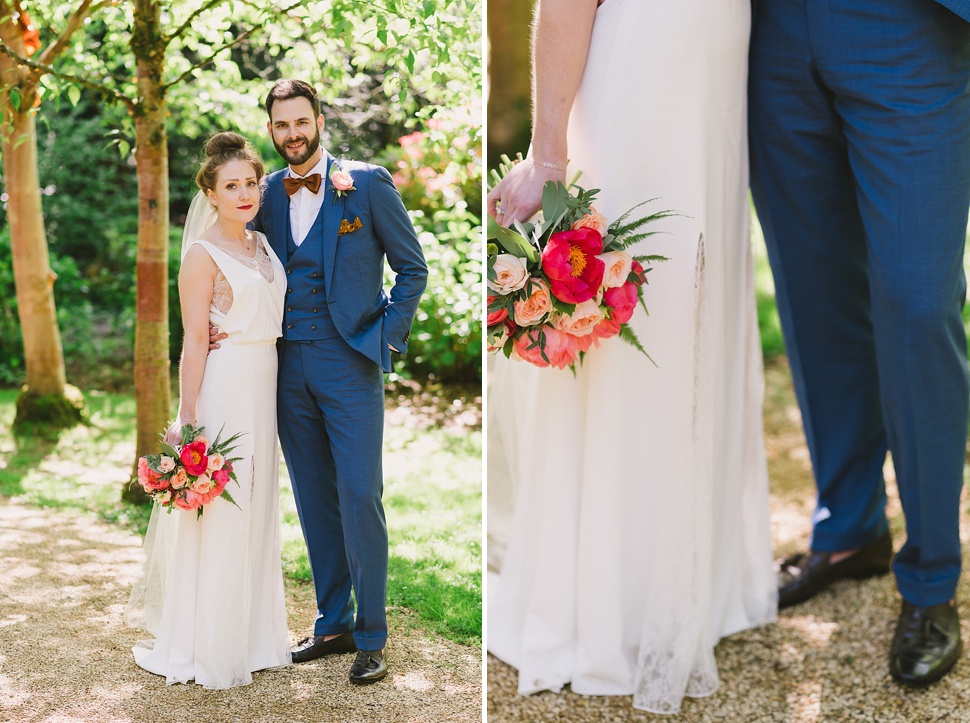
[750,0,970,606]
[277,338,388,650]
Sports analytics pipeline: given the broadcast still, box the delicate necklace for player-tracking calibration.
[215,221,252,253]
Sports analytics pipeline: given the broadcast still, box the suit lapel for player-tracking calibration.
[322,153,347,296]
[269,173,290,262]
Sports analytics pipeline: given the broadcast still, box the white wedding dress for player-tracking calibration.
[126,233,291,689]
[487,0,777,714]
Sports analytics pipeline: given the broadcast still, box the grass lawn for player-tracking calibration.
[0,384,482,645]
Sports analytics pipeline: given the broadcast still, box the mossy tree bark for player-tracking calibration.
[0,1,92,432]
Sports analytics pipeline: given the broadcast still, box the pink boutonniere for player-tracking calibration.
[330,163,356,202]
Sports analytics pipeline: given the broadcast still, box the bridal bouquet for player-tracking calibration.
[134,423,242,517]
[487,157,669,371]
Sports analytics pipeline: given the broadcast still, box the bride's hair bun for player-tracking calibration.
[196,131,266,192]
[204,131,248,158]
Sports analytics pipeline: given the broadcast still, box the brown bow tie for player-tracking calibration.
[283,173,322,196]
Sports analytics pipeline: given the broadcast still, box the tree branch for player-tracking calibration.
[0,41,133,111]
[164,0,224,44]
[162,0,303,90]
[34,0,97,68]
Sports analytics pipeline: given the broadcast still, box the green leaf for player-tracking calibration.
[68,85,81,107]
[160,442,180,458]
[492,226,539,263]
[9,87,21,111]
[405,49,415,75]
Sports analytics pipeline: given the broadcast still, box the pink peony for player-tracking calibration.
[598,250,634,289]
[212,467,231,493]
[541,227,606,304]
[486,297,509,326]
[552,299,604,337]
[604,282,639,325]
[630,259,647,287]
[571,207,608,236]
[513,279,553,327]
[180,440,209,476]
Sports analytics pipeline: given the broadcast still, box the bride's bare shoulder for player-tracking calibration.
[180,242,218,276]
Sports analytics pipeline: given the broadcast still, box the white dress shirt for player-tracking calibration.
[288,156,328,246]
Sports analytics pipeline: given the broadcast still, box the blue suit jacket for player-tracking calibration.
[937,0,970,21]
[254,153,428,372]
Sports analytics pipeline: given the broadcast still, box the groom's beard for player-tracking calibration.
[275,127,321,167]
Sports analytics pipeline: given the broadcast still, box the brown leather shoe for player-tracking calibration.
[778,530,893,609]
[290,631,357,663]
[349,649,388,684]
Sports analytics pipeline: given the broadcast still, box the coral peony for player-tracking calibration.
[513,326,593,370]
[180,440,209,476]
[593,315,622,341]
[541,227,606,304]
[174,489,204,511]
[604,282,639,325]
[487,297,509,326]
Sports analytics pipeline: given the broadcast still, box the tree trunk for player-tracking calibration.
[486,0,535,168]
[124,0,170,503]
[0,3,83,431]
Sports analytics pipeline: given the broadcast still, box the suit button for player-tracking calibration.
[311,288,317,294]
[287,288,292,293]
[286,268,292,275]
[312,272,318,277]
[287,307,293,312]
[311,325,316,330]
[312,308,317,313]
[287,324,294,329]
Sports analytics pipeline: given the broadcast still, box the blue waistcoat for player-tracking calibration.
[282,205,339,340]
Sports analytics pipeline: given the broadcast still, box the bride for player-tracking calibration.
[126,132,290,688]
[486,0,776,714]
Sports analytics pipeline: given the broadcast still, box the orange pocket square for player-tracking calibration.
[338,217,363,235]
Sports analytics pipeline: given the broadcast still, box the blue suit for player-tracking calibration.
[750,0,970,606]
[254,154,427,650]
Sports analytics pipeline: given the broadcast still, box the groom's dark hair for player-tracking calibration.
[265,79,321,119]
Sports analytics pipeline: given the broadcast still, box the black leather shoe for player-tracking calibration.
[349,649,388,684]
[290,631,357,663]
[890,600,962,686]
[778,530,893,609]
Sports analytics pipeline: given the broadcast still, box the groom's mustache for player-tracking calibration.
[274,130,321,163]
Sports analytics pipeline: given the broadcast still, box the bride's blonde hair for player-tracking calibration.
[195,131,265,192]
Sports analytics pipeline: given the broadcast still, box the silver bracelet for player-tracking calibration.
[529,157,567,171]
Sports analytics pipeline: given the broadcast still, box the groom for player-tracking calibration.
[253,79,427,684]
[749,0,970,686]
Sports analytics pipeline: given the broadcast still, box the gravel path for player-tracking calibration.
[487,363,970,721]
[0,501,482,723]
